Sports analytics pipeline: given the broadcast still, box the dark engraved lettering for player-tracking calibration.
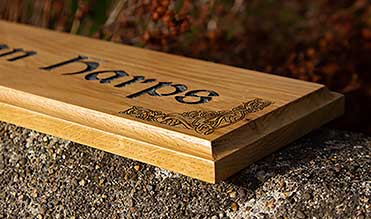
[141,79,156,83]
[0,48,37,61]
[164,84,188,96]
[127,82,188,98]
[85,70,128,84]
[40,55,99,75]
[176,90,219,104]
[0,44,9,50]
[0,43,220,104]
[114,76,145,88]
[127,82,172,98]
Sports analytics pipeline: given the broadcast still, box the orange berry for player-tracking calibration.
[143,31,151,42]
[156,6,166,15]
[161,0,170,7]
[152,12,160,21]
[180,20,190,33]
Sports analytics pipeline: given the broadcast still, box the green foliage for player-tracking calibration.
[90,0,112,34]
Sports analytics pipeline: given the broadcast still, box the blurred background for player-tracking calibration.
[1,0,370,134]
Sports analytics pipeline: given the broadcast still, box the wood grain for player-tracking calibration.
[0,21,344,183]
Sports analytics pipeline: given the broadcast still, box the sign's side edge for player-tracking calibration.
[214,91,344,181]
[0,101,217,183]
[0,85,214,159]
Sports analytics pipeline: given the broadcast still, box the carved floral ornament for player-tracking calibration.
[120,98,273,135]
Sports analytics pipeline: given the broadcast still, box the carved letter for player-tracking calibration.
[85,70,128,84]
[127,82,187,98]
[175,90,219,104]
[0,44,8,50]
[0,45,37,61]
[40,55,99,75]
[114,76,145,88]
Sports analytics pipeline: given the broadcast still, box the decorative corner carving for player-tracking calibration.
[119,98,272,135]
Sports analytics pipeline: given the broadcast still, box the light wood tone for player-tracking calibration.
[215,91,344,180]
[0,102,215,183]
[0,21,344,183]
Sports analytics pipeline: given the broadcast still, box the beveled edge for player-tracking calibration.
[0,85,214,159]
[213,91,345,182]
[0,101,217,183]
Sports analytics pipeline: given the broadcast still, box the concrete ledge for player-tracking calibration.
[0,121,370,218]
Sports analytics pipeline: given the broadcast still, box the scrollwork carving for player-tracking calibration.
[119,98,272,135]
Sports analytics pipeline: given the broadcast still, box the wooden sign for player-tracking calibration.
[0,21,344,183]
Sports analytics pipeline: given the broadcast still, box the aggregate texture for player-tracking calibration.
[0,122,370,218]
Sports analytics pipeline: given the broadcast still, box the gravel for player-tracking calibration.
[0,121,370,218]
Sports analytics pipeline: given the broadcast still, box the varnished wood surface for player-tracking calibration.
[0,21,344,182]
[0,102,215,183]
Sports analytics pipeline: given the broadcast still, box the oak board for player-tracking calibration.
[0,20,344,183]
